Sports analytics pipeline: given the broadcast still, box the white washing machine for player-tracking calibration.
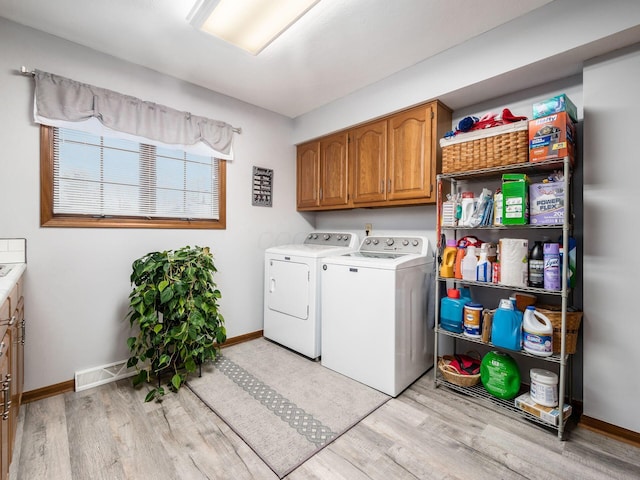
[320,233,435,396]
[264,231,360,360]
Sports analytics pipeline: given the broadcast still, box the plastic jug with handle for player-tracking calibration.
[440,288,469,333]
[439,239,457,278]
[522,306,553,356]
[490,298,523,351]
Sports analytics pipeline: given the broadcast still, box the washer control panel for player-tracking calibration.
[360,236,425,255]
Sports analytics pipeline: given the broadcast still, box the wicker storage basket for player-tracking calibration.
[440,121,529,173]
[535,304,583,354]
[438,354,481,387]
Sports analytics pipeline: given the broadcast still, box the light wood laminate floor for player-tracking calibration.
[9,369,640,480]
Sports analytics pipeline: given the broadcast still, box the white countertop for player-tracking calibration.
[0,263,26,305]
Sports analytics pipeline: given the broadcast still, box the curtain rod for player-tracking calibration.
[19,66,242,134]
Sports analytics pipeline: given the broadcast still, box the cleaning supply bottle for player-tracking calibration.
[559,236,577,289]
[543,243,561,291]
[459,192,475,227]
[476,243,492,282]
[461,245,478,281]
[454,245,466,279]
[522,306,553,356]
[440,288,469,333]
[439,239,458,278]
[491,298,523,351]
[528,241,544,288]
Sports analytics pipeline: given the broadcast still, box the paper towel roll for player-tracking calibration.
[499,238,529,287]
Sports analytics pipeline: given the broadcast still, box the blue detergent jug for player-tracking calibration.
[491,298,523,351]
[440,288,471,333]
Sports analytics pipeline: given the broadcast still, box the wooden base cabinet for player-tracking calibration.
[0,275,25,480]
[297,100,451,211]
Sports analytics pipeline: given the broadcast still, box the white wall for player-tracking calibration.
[0,18,313,392]
[582,44,640,433]
[292,0,640,144]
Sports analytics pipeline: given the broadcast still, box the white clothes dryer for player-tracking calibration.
[264,231,360,360]
[320,233,435,396]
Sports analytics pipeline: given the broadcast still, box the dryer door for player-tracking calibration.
[266,259,310,320]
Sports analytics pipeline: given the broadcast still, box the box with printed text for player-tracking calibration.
[528,112,576,164]
[515,393,572,426]
[532,94,578,122]
[501,173,529,225]
[529,181,565,225]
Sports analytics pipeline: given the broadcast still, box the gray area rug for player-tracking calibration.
[186,337,391,478]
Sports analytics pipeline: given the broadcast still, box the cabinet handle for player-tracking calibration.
[1,374,10,420]
[21,319,26,345]
[388,179,391,192]
[0,342,4,357]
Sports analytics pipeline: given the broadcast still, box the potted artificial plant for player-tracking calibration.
[126,245,226,402]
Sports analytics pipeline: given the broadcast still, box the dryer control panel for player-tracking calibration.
[304,232,355,247]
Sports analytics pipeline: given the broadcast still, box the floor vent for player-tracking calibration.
[74,359,138,392]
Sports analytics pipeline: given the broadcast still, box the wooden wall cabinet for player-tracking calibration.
[296,132,350,210]
[297,100,451,211]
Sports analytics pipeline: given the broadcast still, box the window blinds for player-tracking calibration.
[53,128,219,220]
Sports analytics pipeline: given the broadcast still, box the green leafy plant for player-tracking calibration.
[126,245,226,402]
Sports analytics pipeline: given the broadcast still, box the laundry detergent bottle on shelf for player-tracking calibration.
[491,298,523,351]
[480,351,521,400]
[522,306,553,356]
[440,288,470,333]
[439,239,458,278]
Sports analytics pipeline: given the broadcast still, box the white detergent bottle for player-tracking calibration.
[461,245,478,281]
[476,243,492,282]
[522,306,553,356]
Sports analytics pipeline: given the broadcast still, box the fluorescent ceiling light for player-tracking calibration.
[187,0,320,55]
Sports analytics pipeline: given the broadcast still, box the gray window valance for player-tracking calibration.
[33,70,236,159]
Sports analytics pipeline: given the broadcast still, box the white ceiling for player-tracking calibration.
[0,0,554,118]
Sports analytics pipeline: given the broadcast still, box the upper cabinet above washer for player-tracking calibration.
[296,100,451,211]
[296,131,350,210]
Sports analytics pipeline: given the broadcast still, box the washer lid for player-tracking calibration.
[265,243,359,258]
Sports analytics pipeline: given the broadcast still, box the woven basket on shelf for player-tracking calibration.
[438,354,481,387]
[535,304,583,354]
[439,121,529,173]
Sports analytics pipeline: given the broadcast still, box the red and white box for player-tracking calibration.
[528,112,576,164]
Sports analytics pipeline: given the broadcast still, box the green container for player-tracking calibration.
[480,351,521,400]
[502,173,529,225]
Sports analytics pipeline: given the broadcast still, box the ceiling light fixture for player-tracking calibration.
[187,0,320,55]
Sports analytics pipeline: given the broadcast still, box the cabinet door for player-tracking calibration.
[319,132,349,207]
[296,141,321,209]
[387,104,434,201]
[0,336,9,480]
[351,119,388,204]
[10,296,23,446]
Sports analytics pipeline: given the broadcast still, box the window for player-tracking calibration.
[40,126,226,229]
